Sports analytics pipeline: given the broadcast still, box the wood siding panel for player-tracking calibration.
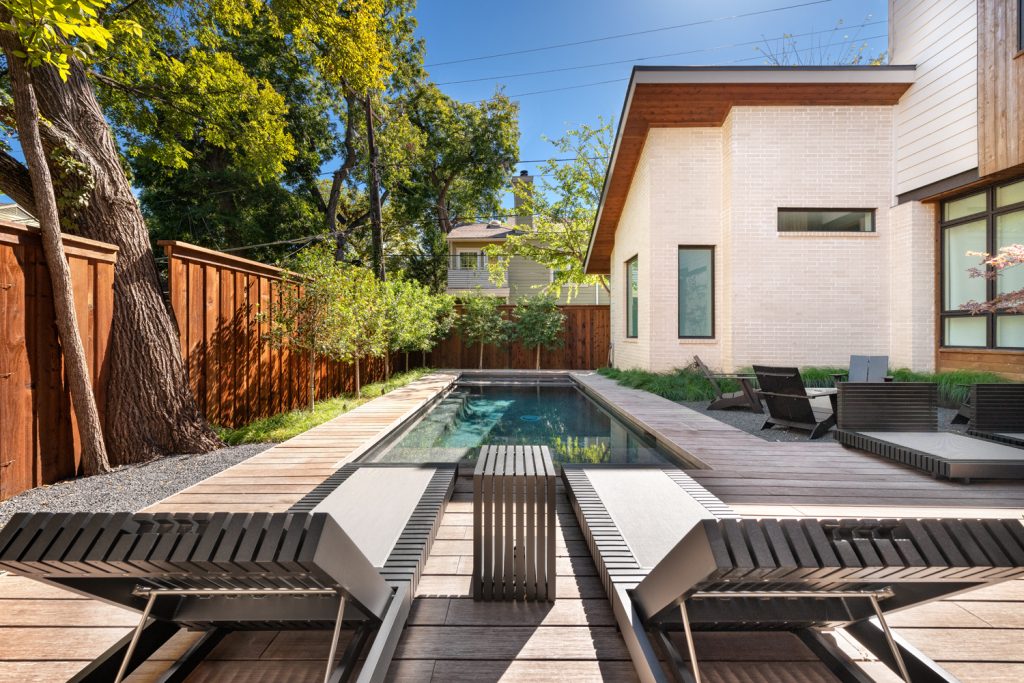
[978,0,1024,176]
[937,348,1024,381]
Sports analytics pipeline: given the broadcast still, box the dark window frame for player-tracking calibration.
[777,208,877,233]
[940,179,1024,351]
[625,255,638,339]
[1019,0,1024,52]
[677,246,715,339]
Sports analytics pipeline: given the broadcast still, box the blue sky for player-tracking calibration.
[415,0,889,187]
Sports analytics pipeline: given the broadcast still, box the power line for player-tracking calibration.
[436,21,885,86]
[424,0,835,67]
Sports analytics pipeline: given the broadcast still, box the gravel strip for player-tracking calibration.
[0,443,275,528]
[676,401,967,442]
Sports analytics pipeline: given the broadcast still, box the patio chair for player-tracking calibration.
[0,463,455,683]
[753,365,836,439]
[966,383,1024,448]
[563,464,1024,683]
[831,354,893,384]
[691,356,762,413]
[835,383,1024,481]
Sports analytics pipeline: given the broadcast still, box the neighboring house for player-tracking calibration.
[584,0,1024,379]
[0,202,38,227]
[447,172,610,305]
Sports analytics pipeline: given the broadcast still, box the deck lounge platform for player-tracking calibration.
[1,370,1023,682]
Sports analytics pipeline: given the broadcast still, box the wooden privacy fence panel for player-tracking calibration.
[430,305,610,370]
[0,221,116,501]
[161,241,407,429]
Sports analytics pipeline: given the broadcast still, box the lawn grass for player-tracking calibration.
[598,364,1012,407]
[218,368,433,445]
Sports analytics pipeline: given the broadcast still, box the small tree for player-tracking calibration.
[457,292,508,369]
[512,295,565,369]
[264,242,344,411]
[963,245,1024,315]
[384,278,435,376]
[336,265,387,397]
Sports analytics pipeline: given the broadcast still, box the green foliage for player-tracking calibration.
[512,294,564,367]
[384,278,440,355]
[552,436,609,464]
[218,368,431,444]
[430,293,458,349]
[485,119,612,299]
[334,264,388,367]
[597,367,731,402]
[457,292,508,348]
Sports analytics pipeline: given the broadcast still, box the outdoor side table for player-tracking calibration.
[472,445,556,601]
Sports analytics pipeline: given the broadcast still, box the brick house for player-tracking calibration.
[584,0,1024,379]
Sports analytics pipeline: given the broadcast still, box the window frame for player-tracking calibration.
[677,246,715,340]
[940,178,1024,351]
[777,208,876,233]
[1019,0,1024,52]
[625,255,638,339]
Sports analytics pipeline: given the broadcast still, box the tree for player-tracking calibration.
[336,265,388,397]
[0,0,396,463]
[963,245,1024,314]
[485,120,611,300]
[512,295,565,370]
[396,83,519,235]
[263,242,344,411]
[457,293,508,369]
[0,0,140,474]
[757,19,887,66]
[384,278,440,374]
[428,293,458,366]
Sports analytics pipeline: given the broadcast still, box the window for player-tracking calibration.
[678,247,714,338]
[1019,0,1024,51]
[777,209,875,233]
[625,256,638,338]
[940,178,1024,349]
[456,251,483,270]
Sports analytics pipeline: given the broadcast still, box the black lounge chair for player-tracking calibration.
[691,356,762,413]
[753,365,836,439]
[0,463,455,683]
[966,384,1024,448]
[835,383,1024,481]
[562,464,1024,683]
[831,354,893,384]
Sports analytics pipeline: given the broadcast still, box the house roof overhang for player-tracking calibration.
[584,66,917,275]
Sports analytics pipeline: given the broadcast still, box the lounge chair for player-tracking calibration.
[831,354,893,384]
[563,464,1024,683]
[0,463,455,683]
[692,356,762,413]
[966,383,1024,448]
[753,365,836,439]
[835,383,1024,481]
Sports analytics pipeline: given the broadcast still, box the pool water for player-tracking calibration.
[366,383,670,465]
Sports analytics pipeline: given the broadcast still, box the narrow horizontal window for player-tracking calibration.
[778,209,875,233]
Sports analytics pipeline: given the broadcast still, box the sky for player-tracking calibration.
[414,0,890,203]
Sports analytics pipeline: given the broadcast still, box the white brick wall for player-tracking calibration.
[608,104,937,374]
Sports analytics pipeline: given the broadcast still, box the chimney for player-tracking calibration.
[512,170,533,227]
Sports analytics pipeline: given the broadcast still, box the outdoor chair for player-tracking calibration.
[0,463,455,683]
[753,365,836,439]
[835,383,1024,481]
[966,383,1024,448]
[831,354,893,384]
[563,464,1024,683]
[691,356,761,413]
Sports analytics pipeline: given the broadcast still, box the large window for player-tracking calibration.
[678,247,714,338]
[626,256,638,338]
[941,178,1024,349]
[778,209,875,233]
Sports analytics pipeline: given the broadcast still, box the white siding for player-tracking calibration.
[891,0,978,195]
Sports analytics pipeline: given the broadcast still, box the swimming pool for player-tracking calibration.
[363,380,672,465]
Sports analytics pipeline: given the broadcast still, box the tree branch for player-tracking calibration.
[0,149,36,215]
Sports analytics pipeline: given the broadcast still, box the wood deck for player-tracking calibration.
[1,370,1023,682]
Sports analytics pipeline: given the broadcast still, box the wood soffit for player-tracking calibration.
[585,80,914,274]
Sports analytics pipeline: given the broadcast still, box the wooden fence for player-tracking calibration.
[0,221,117,501]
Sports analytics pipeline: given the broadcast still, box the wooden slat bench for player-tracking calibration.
[472,445,556,602]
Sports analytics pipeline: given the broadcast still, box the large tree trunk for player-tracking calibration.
[28,60,220,464]
[1,40,111,476]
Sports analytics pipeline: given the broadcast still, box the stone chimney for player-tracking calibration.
[512,170,533,227]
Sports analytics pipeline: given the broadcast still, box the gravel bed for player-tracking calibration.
[677,401,967,442]
[0,443,275,528]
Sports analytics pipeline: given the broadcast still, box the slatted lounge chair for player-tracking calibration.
[691,356,762,413]
[0,463,455,683]
[562,464,1024,683]
[966,383,1024,448]
[831,354,893,384]
[753,365,836,439]
[835,383,1024,481]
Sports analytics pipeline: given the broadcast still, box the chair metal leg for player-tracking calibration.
[868,594,911,682]
[679,600,702,683]
[324,594,348,683]
[115,591,159,683]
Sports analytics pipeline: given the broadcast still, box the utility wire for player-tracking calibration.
[425,0,834,67]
